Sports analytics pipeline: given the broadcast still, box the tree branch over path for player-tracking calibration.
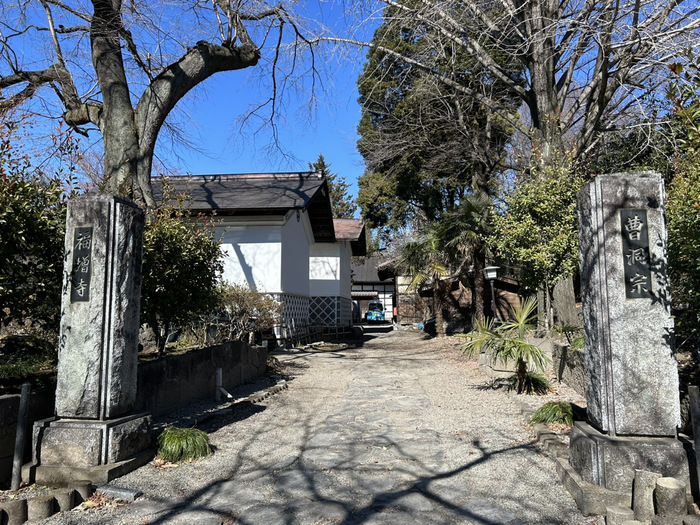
[0,0,324,207]
[342,0,700,165]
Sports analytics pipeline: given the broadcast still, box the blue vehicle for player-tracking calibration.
[365,300,386,323]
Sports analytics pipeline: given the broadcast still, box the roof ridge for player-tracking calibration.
[152,172,320,181]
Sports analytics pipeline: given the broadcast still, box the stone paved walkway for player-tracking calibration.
[45,327,595,525]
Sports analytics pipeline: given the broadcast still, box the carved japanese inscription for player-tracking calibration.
[620,209,653,299]
[70,227,93,302]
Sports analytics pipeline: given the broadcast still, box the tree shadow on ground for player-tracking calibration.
[132,429,555,525]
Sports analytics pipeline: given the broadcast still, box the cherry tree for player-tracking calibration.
[0,0,321,207]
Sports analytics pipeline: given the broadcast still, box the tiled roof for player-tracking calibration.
[333,219,364,241]
[152,173,325,212]
[333,219,367,256]
[152,173,335,242]
[352,255,390,282]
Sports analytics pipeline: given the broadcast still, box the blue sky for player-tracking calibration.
[172,65,366,196]
[164,2,380,201]
[8,1,380,202]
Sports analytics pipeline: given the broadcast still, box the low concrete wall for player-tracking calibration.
[552,341,586,396]
[0,341,267,484]
[135,341,268,416]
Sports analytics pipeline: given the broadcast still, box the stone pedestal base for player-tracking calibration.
[556,456,631,516]
[569,421,689,492]
[23,413,153,486]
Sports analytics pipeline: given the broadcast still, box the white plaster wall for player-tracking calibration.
[281,213,311,297]
[309,242,341,296]
[339,241,352,300]
[217,223,282,292]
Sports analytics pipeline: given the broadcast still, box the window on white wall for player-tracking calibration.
[310,256,340,280]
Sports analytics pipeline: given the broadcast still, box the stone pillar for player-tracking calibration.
[56,194,143,419]
[26,194,152,486]
[577,173,679,436]
[567,172,688,498]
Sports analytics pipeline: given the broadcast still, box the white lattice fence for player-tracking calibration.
[340,297,353,327]
[309,296,338,327]
[272,293,310,343]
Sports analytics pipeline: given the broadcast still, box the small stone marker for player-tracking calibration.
[567,173,688,501]
[27,194,153,485]
[634,470,662,522]
[655,477,687,518]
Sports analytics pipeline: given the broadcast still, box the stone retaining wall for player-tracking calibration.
[551,341,585,396]
[134,341,267,416]
[0,341,267,484]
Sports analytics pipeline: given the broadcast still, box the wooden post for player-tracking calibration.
[10,382,31,491]
[688,385,700,499]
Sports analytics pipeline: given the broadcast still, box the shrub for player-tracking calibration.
[666,163,700,350]
[216,283,282,342]
[141,184,223,355]
[530,401,574,426]
[157,427,211,463]
[0,121,76,330]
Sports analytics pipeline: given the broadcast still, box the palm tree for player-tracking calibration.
[398,230,452,337]
[462,297,551,394]
[435,194,493,322]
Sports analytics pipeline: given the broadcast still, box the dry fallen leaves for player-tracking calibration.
[76,492,125,510]
[151,457,180,469]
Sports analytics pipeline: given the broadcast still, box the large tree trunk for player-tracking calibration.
[91,0,139,197]
[133,41,260,208]
[89,1,261,208]
[526,0,564,167]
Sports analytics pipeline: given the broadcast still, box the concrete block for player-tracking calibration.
[95,485,142,502]
[655,477,688,517]
[32,413,151,469]
[68,480,93,503]
[634,469,662,522]
[569,422,689,492]
[27,494,55,520]
[651,517,684,525]
[30,449,153,486]
[0,499,27,525]
[51,488,75,511]
[606,505,634,525]
[556,456,631,516]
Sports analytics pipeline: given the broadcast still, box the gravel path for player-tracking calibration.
[41,327,600,525]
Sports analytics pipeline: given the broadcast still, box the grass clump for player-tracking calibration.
[157,427,211,463]
[530,401,574,426]
[507,372,551,395]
